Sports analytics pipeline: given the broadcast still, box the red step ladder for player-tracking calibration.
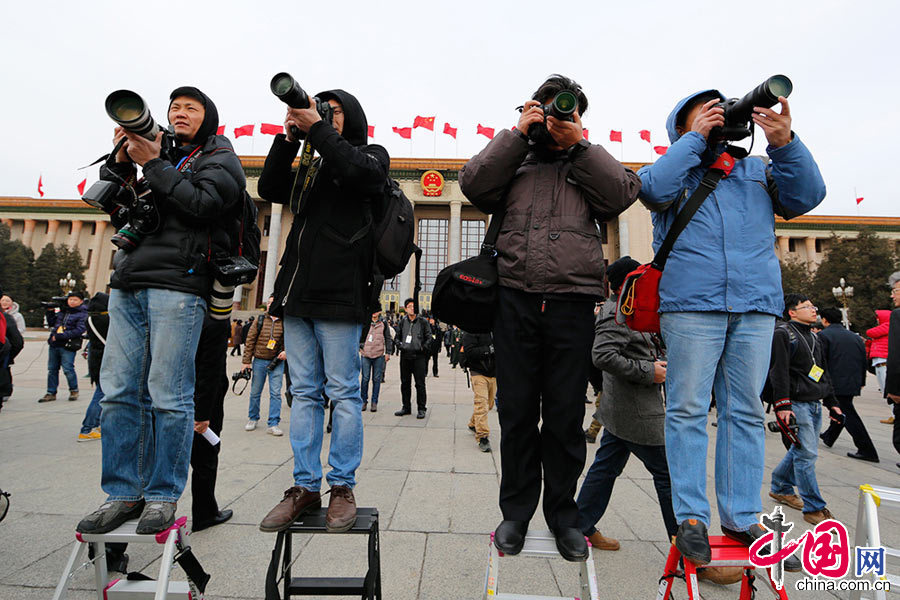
[657,535,789,600]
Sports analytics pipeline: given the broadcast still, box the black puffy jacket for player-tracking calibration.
[258,89,389,323]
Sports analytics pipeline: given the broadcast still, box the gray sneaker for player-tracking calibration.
[77,500,145,534]
[136,502,177,534]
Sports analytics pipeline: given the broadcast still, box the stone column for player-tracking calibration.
[617,214,630,260]
[45,219,59,246]
[777,236,790,259]
[21,219,36,248]
[262,203,283,302]
[399,255,413,303]
[804,237,817,265]
[67,220,83,248]
[88,221,107,294]
[0,218,12,228]
[449,200,462,265]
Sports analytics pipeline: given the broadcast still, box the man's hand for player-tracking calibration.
[752,96,792,148]
[516,100,544,136]
[653,361,667,383]
[547,111,584,149]
[242,364,251,372]
[123,131,163,166]
[113,127,131,163]
[776,409,795,423]
[385,354,390,362]
[887,393,900,403]
[285,106,322,140]
[194,420,209,434]
[690,99,725,139]
[277,351,286,361]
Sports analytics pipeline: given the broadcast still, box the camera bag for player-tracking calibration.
[373,178,417,279]
[617,153,733,333]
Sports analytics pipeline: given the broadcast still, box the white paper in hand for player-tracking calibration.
[201,428,220,446]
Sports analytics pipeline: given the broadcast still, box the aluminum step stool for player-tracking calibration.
[52,516,209,600]
[657,535,788,600]
[482,530,600,600]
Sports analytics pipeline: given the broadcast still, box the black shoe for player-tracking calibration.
[722,524,801,572]
[820,433,835,448]
[553,527,589,562]
[433,374,439,378]
[468,425,476,433]
[847,452,879,463]
[675,520,711,565]
[193,509,233,532]
[361,402,368,412]
[106,551,129,573]
[394,408,411,416]
[494,520,528,555]
[478,438,491,452]
[416,409,426,419]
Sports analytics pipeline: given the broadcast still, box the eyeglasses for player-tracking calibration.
[891,287,900,295]
[794,304,817,311]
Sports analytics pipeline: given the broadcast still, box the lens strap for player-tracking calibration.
[288,140,321,215]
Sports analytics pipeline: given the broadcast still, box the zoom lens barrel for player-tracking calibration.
[728,75,793,124]
[105,90,161,141]
[270,72,311,109]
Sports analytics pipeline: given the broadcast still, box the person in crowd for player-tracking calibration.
[768,294,841,531]
[230,319,243,356]
[460,73,640,562]
[427,317,442,377]
[818,306,878,462]
[882,271,900,468]
[459,330,496,452]
[0,286,24,412]
[638,86,825,565]
[444,326,453,358]
[39,291,88,403]
[256,87,388,533]
[1,294,26,334]
[77,86,245,535]
[78,292,109,441]
[242,295,285,436]
[869,280,896,425]
[450,326,463,369]
[584,303,604,444]
[241,315,254,350]
[360,310,392,412]
[394,299,432,419]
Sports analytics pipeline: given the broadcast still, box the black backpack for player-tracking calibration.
[373,178,417,279]
[237,190,262,269]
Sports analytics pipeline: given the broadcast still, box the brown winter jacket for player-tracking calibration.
[459,129,641,297]
[242,314,284,363]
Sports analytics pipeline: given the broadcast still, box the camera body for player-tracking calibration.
[40,296,69,309]
[711,75,793,142]
[212,255,259,286]
[270,73,334,139]
[527,90,579,146]
[232,369,251,383]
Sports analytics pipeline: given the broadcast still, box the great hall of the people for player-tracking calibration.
[2,157,898,313]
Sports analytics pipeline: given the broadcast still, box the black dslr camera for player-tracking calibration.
[270,73,334,139]
[82,90,174,252]
[519,90,579,146]
[40,296,69,309]
[711,75,793,142]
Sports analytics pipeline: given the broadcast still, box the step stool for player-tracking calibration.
[52,516,209,600]
[264,507,381,599]
[482,530,599,600]
[657,535,788,600]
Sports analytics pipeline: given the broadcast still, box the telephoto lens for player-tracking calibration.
[270,73,311,109]
[105,90,162,140]
[728,75,793,125]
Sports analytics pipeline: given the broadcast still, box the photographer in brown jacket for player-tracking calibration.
[242,295,286,436]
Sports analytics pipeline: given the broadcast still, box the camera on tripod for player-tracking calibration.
[711,75,793,142]
[270,73,334,139]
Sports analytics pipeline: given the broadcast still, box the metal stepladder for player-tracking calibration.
[52,516,210,600]
[851,484,900,600]
[657,535,788,600]
[483,530,600,600]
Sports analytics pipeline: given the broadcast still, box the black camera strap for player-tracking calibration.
[288,140,321,215]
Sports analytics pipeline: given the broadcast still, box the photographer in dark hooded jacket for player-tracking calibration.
[77,86,245,536]
[256,88,389,534]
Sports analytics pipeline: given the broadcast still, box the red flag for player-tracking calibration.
[37,175,44,198]
[413,116,436,131]
[639,129,651,143]
[476,124,495,139]
[392,126,412,139]
[443,123,457,139]
[367,125,375,138]
[260,123,284,135]
[609,130,622,142]
[583,128,589,141]
[654,146,668,155]
[216,125,225,136]
[234,124,254,138]
[77,179,86,196]
[856,197,864,205]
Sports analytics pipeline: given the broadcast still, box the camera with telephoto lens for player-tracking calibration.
[711,75,793,142]
[40,296,69,309]
[266,357,283,371]
[270,73,334,140]
[211,255,258,286]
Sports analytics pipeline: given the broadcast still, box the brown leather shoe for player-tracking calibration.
[259,486,321,532]
[769,491,804,511]
[325,485,357,532]
[587,531,620,551]
[803,507,834,526]
[697,566,743,585]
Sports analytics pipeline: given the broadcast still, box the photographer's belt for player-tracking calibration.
[288,141,321,215]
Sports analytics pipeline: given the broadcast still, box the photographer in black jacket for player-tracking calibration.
[78,87,245,536]
[394,299,433,419]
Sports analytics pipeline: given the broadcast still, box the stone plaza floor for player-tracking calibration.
[1,332,898,599]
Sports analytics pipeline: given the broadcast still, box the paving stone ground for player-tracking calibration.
[1,332,898,599]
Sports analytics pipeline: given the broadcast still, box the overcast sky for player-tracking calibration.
[1,1,895,216]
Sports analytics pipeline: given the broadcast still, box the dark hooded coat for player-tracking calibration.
[258,89,390,323]
[101,87,245,299]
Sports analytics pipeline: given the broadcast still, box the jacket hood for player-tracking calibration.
[666,89,726,144]
[169,86,219,144]
[316,89,368,146]
[88,292,109,313]
[876,309,891,325]
[4,301,20,315]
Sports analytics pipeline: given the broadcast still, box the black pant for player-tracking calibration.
[230,345,241,356]
[820,394,878,458]
[400,355,428,411]
[493,287,595,530]
[429,350,440,376]
[893,401,900,455]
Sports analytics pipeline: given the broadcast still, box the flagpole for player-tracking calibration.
[433,128,436,158]
[855,187,859,217]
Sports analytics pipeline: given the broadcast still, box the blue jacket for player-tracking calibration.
[638,90,826,316]
[46,303,88,348]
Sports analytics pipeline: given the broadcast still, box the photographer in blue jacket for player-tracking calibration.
[638,87,825,566]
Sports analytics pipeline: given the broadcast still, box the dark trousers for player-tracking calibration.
[400,355,428,411]
[576,430,678,539]
[493,287,594,530]
[820,394,878,458]
[893,402,900,455]
[191,388,224,522]
[429,349,440,376]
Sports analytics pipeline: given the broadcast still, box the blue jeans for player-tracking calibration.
[248,357,284,426]
[47,345,78,394]
[660,311,774,531]
[284,316,363,490]
[80,382,104,434]
[99,288,205,503]
[360,355,385,404]
[770,401,826,513]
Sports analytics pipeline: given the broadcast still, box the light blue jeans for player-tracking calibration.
[360,355,385,404]
[80,382,104,434]
[770,400,826,513]
[99,288,205,503]
[248,357,284,426]
[660,311,774,531]
[47,345,78,394]
[284,316,363,490]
